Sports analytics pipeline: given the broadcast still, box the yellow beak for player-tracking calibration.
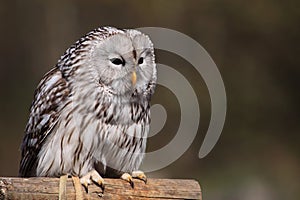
[131,71,137,86]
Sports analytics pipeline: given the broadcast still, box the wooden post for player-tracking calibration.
[0,177,201,199]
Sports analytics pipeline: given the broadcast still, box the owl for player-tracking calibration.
[19,26,156,190]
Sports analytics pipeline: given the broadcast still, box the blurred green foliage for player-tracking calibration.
[0,0,299,199]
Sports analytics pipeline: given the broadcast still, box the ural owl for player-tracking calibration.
[19,26,156,189]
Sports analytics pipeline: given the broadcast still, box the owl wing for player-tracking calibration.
[19,67,70,177]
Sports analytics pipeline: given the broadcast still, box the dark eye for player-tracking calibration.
[110,57,125,66]
[138,57,144,65]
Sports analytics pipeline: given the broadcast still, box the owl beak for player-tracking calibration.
[131,71,137,86]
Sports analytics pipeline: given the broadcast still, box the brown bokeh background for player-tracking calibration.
[0,0,299,199]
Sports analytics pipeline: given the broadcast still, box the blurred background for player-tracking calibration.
[0,0,299,199]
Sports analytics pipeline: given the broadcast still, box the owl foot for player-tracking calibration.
[80,169,105,192]
[121,173,135,188]
[121,171,147,188]
[132,170,147,183]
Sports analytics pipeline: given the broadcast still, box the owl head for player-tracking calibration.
[62,27,156,99]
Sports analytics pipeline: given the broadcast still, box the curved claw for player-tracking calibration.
[80,176,91,193]
[132,170,147,184]
[94,179,105,191]
[80,169,105,193]
[121,173,135,188]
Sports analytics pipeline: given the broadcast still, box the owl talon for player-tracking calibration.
[95,180,105,191]
[132,170,147,183]
[79,178,90,193]
[121,173,135,188]
[80,169,104,192]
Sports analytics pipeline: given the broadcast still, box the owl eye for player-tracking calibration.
[110,57,125,66]
[138,57,144,65]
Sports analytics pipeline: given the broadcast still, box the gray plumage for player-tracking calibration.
[19,27,156,179]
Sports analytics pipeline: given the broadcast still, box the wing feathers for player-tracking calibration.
[19,67,70,177]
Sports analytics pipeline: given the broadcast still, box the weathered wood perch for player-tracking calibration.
[0,177,201,200]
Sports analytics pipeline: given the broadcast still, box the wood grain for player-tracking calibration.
[0,177,201,199]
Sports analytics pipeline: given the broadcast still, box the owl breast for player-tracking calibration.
[36,84,150,178]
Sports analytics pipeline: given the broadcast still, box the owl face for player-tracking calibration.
[86,30,156,96]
